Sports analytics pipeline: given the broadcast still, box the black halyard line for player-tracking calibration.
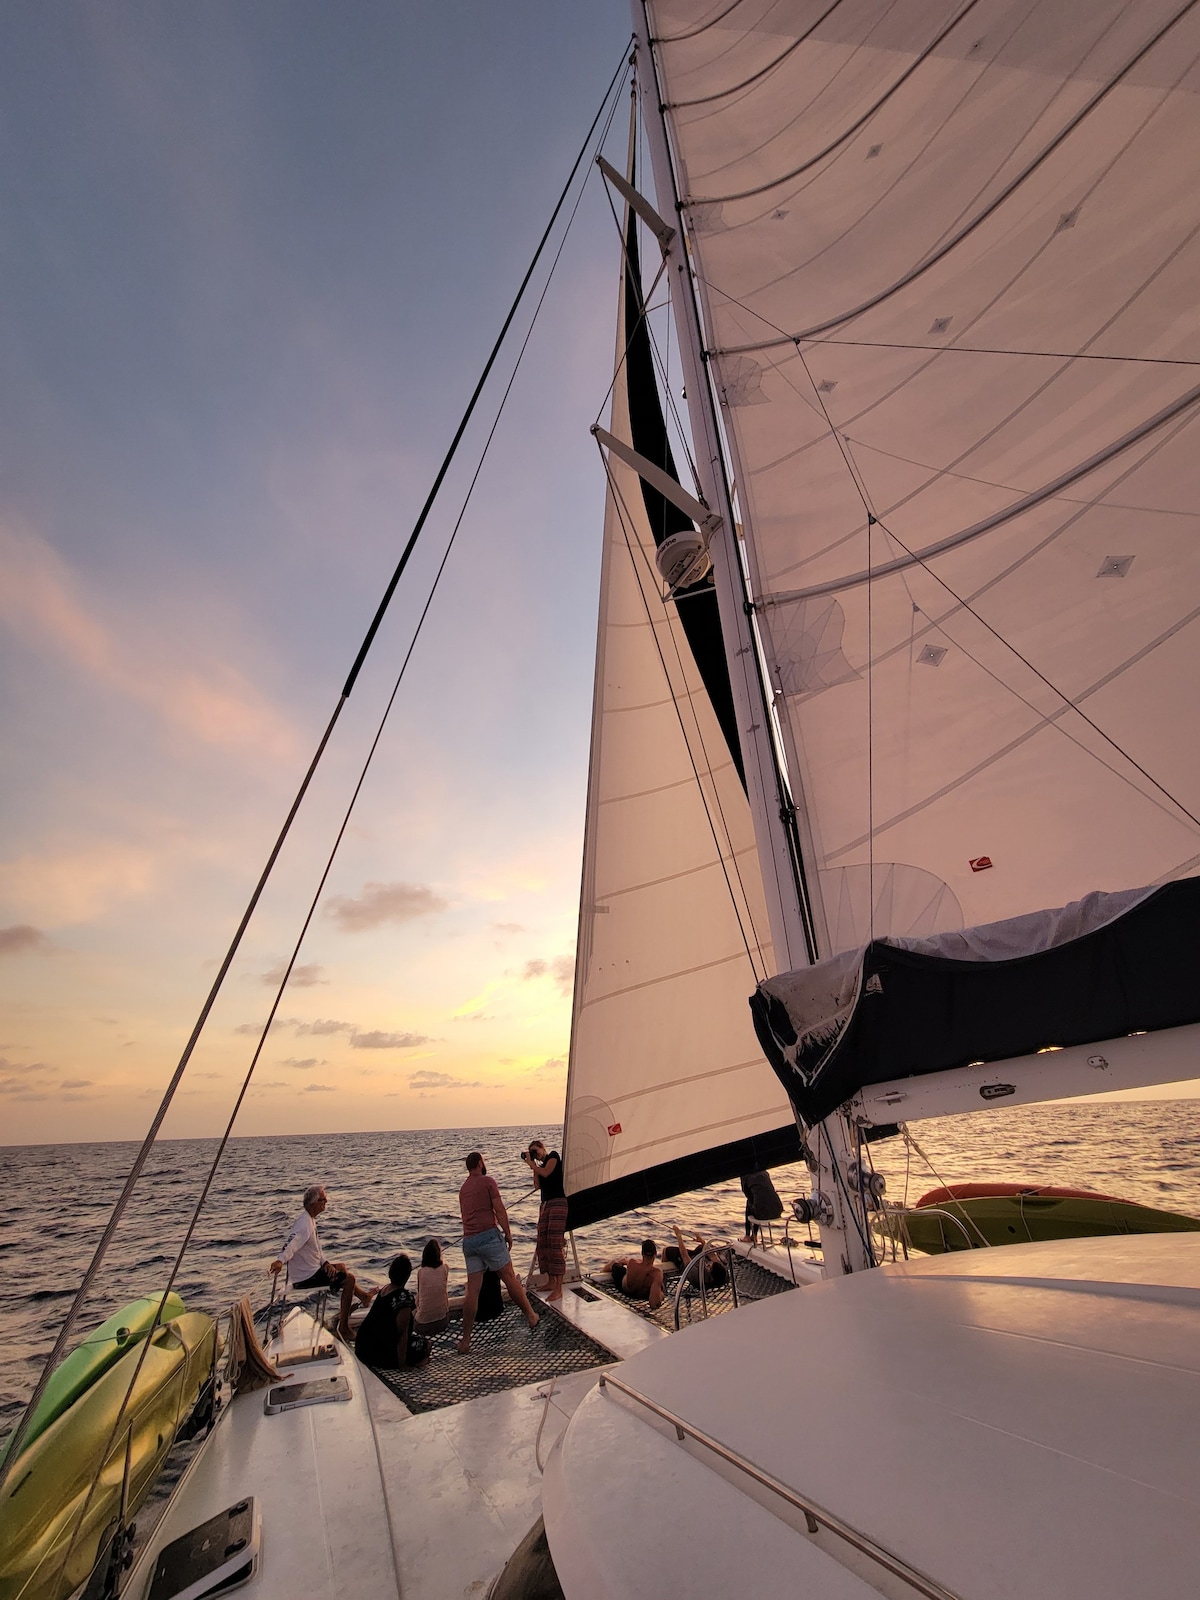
[0,44,632,1505]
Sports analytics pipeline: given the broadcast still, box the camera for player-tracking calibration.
[519,1150,528,1162]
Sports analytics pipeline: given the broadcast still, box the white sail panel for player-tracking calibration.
[649,0,1200,952]
[562,249,785,1201]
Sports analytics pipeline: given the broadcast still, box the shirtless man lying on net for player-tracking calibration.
[604,1239,665,1309]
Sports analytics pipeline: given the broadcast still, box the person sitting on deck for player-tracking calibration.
[353,1254,430,1370]
[605,1240,665,1309]
[664,1226,729,1289]
[456,1151,540,1355]
[270,1184,374,1340]
[414,1238,455,1337]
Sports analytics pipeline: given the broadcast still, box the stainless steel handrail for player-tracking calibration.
[671,1240,738,1329]
[881,1205,980,1253]
[597,1370,963,1600]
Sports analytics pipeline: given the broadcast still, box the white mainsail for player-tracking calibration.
[648,0,1200,953]
[561,214,788,1210]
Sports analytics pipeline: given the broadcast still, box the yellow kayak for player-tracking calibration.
[0,1310,215,1600]
[0,1295,187,1468]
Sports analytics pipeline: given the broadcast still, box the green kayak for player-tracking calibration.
[893,1182,1200,1253]
[0,1308,215,1600]
[0,1293,186,1468]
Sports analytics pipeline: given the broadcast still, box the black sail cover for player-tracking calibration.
[751,879,1200,1127]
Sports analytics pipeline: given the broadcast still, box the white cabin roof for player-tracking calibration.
[544,1234,1200,1600]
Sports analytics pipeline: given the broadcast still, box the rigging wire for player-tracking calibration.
[803,338,1200,369]
[612,456,770,972]
[601,449,766,978]
[32,84,618,1592]
[593,157,705,507]
[791,336,1200,853]
[866,509,1200,836]
[899,1128,991,1249]
[0,41,633,1499]
[642,13,821,966]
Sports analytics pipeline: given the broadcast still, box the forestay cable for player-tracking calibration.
[0,41,632,1495]
[42,133,603,1599]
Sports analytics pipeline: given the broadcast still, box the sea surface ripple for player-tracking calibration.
[3,1102,1199,1428]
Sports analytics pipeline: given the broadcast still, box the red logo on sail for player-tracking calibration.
[969,856,993,872]
[607,1122,622,1137]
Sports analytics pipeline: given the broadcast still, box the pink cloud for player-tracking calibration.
[0,522,295,758]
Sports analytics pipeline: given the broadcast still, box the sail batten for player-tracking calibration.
[647,0,1200,954]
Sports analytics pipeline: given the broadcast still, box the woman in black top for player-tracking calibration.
[523,1140,567,1302]
[353,1253,430,1369]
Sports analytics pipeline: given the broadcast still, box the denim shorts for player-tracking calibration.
[462,1226,510,1274]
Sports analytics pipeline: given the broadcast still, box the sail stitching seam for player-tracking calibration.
[688,0,1200,342]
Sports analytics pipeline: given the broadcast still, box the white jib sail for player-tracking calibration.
[561,227,787,1202]
[648,0,1200,955]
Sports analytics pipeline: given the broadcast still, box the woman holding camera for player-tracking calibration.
[523,1140,567,1303]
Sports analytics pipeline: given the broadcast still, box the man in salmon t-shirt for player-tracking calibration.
[456,1151,540,1354]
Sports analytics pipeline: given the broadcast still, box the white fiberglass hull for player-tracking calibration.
[125,1312,401,1600]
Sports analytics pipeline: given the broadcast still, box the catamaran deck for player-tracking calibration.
[545,1234,1200,1600]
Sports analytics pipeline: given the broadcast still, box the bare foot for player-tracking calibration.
[456,1337,471,1354]
[337,1323,354,1341]
[546,1293,563,1303]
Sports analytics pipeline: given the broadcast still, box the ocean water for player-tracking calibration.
[2,1101,1199,1430]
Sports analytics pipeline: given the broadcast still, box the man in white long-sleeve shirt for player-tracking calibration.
[270,1184,373,1340]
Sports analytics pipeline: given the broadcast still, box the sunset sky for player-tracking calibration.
[3,6,1192,1148]
[0,4,633,1143]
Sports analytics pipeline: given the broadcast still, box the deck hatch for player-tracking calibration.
[264,1375,351,1414]
[147,1498,261,1600]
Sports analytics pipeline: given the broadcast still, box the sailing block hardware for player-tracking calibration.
[147,1498,261,1600]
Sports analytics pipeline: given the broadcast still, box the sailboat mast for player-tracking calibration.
[631,21,811,978]
[634,5,874,1274]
